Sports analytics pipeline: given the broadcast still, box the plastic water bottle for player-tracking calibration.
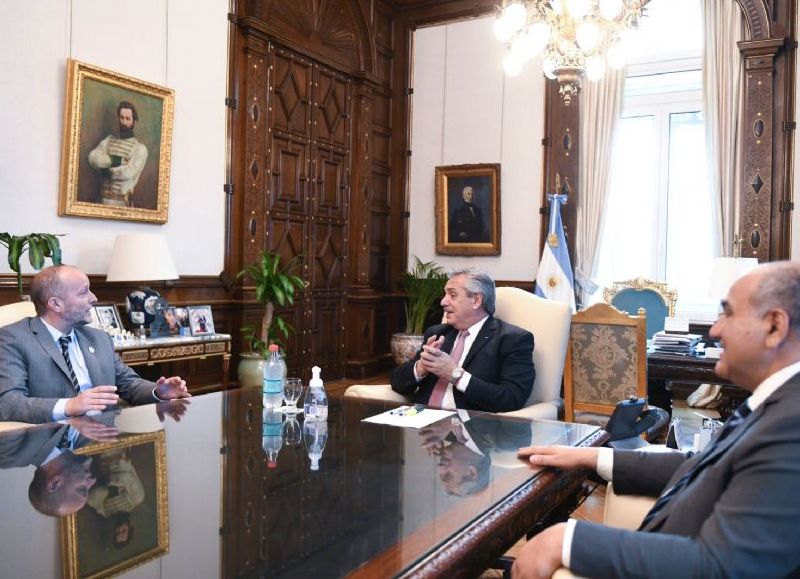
[262,405,283,469]
[262,344,286,408]
[302,366,328,421]
[304,418,328,471]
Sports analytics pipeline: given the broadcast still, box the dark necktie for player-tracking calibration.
[58,335,81,393]
[639,402,753,530]
[428,330,469,408]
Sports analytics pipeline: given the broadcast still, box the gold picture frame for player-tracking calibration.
[61,431,169,579]
[435,163,501,256]
[59,59,174,223]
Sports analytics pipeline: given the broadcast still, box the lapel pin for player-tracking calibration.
[88,346,95,354]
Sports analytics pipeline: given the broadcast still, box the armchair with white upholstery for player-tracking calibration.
[345,287,571,420]
[0,301,37,431]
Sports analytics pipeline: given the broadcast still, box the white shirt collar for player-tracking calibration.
[747,359,800,410]
[464,314,489,338]
[40,317,75,342]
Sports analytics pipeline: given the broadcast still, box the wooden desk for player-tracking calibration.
[115,333,232,389]
[647,351,746,413]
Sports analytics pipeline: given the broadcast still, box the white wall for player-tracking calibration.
[409,17,545,280]
[0,0,228,277]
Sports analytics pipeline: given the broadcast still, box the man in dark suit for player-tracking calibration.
[0,265,190,423]
[513,261,800,578]
[391,267,534,412]
[449,186,488,243]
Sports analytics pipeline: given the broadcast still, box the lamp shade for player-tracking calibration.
[106,234,179,282]
[708,257,758,300]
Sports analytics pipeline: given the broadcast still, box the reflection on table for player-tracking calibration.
[0,388,601,578]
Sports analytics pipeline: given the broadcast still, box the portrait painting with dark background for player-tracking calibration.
[74,440,161,578]
[446,175,493,244]
[77,78,163,210]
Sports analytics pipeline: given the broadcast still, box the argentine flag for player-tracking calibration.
[535,193,576,312]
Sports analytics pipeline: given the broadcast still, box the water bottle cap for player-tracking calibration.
[267,460,277,468]
[269,344,280,352]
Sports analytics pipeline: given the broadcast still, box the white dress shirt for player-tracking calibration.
[562,359,800,568]
[40,319,94,421]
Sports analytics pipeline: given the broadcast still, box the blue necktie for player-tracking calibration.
[639,402,753,530]
[58,335,81,393]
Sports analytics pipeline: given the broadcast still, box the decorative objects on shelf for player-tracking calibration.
[186,305,215,336]
[106,234,179,328]
[494,0,649,104]
[59,59,174,223]
[0,232,63,298]
[390,257,448,365]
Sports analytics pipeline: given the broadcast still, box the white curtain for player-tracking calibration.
[575,65,625,306]
[702,0,745,256]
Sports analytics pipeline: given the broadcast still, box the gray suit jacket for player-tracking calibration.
[0,317,157,423]
[571,373,800,578]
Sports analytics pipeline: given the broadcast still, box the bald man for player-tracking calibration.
[0,265,189,423]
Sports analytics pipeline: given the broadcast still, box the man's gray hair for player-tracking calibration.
[752,261,800,333]
[448,267,496,315]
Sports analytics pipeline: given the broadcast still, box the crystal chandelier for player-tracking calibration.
[494,0,649,104]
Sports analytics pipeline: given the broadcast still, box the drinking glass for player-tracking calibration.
[282,416,302,445]
[283,378,304,413]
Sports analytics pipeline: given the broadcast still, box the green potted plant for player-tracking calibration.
[0,233,64,299]
[235,250,306,387]
[390,256,448,364]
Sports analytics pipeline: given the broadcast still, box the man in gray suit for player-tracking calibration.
[514,261,800,578]
[0,265,190,423]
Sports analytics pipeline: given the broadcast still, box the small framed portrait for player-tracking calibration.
[187,305,215,336]
[59,58,174,223]
[435,163,501,256]
[61,431,168,579]
[93,304,123,331]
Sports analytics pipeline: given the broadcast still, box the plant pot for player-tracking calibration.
[237,352,265,389]
[390,333,424,365]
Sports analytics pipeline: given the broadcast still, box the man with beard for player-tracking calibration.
[88,101,148,208]
[0,265,190,423]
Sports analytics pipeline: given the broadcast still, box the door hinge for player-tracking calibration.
[779,200,794,212]
[225,97,237,109]
[224,183,235,197]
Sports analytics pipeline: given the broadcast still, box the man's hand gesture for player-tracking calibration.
[155,376,191,400]
[64,386,119,417]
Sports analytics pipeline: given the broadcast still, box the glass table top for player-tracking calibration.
[0,387,599,578]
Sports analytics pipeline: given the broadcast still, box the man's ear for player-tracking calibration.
[47,475,63,493]
[472,293,484,310]
[48,297,62,313]
[764,308,791,349]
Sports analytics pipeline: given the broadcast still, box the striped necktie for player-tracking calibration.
[639,402,753,530]
[58,335,81,393]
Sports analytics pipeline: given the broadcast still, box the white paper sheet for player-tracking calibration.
[362,406,455,429]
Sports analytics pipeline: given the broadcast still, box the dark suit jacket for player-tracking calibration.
[0,424,69,468]
[0,317,157,423]
[571,372,800,578]
[391,317,535,412]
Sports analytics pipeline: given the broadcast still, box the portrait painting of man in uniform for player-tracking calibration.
[59,59,174,224]
[435,163,501,256]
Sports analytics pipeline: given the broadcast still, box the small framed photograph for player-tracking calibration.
[61,431,169,579]
[187,305,215,336]
[435,163,501,256]
[59,58,174,223]
[93,304,123,331]
[160,306,190,336]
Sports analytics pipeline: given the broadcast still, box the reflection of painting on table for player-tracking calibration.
[187,305,215,336]
[435,164,501,256]
[61,431,168,579]
[59,59,174,223]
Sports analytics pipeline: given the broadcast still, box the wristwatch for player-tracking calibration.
[450,366,465,385]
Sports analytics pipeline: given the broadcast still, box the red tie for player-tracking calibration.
[428,330,469,408]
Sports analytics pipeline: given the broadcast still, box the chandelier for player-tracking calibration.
[494,0,649,104]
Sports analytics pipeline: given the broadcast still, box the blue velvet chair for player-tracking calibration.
[603,278,677,339]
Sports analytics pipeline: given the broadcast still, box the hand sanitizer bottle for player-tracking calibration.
[304,417,328,471]
[302,366,328,421]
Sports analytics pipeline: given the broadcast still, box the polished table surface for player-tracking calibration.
[0,388,601,578]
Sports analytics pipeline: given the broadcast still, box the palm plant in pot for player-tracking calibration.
[0,233,63,299]
[391,256,448,365]
[236,250,306,388]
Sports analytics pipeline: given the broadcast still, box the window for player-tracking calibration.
[594,0,714,314]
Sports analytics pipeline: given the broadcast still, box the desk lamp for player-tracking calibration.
[106,234,179,336]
